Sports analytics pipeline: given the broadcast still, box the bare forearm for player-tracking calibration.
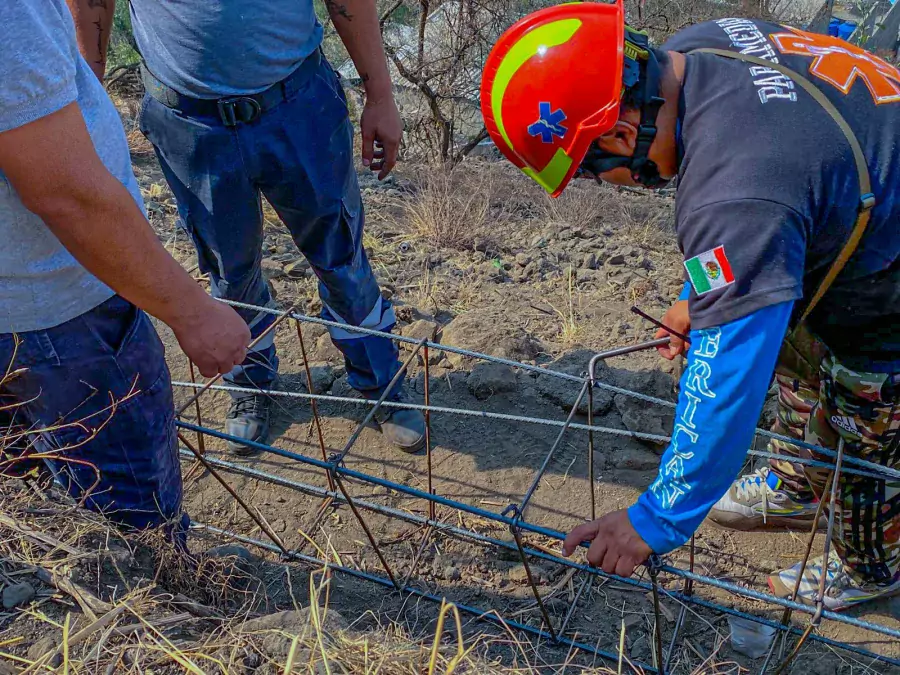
[39,179,210,330]
[66,0,116,80]
[329,0,393,101]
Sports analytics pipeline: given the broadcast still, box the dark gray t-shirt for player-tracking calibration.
[0,1,144,333]
[130,0,324,98]
[664,18,900,365]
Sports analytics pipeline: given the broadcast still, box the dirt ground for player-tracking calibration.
[10,82,895,673]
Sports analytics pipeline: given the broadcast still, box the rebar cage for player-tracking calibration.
[172,300,900,674]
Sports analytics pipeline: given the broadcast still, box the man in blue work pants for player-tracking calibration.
[1,2,250,538]
[74,0,427,455]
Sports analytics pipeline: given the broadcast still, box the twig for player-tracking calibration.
[0,512,81,556]
[31,567,112,621]
[28,602,130,672]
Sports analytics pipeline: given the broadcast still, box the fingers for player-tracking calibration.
[654,327,673,359]
[587,538,609,568]
[562,519,601,556]
[378,136,399,180]
[361,127,375,169]
[667,334,685,359]
[195,358,218,379]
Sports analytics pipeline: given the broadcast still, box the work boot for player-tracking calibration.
[225,393,271,456]
[707,467,825,531]
[372,389,426,453]
[768,551,900,611]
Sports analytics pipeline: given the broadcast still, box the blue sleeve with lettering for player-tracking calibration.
[627,301,793,554]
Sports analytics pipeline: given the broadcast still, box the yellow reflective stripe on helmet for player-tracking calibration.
[490,18,582,155]
[522,148,573,194]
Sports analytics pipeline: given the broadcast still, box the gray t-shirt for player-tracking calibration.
[0,1,144,333]
[130,0,323,99]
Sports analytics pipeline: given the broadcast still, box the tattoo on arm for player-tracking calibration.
[94,18,106,67]
[87,0,108,7]
[325,0,353,21]
[361,73,370,82]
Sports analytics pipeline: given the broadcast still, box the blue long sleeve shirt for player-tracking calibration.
[628,300,794,553]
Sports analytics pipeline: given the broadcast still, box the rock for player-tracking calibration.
[579,252,597,270]
[283,259,310,279]
[508,565,529,584]
[440,309,542,369]
[608,270,638,287]
[613,369,675,402]
[444,566,462,582]
[400,319,438,344]
[400,319,441,365]
[241,609,349,661]
[507,563,551,585]
[302,362,338,394]
[607,252,627,266]
[624,613,644,630]
[534,350,613,415]
[260,640,311,664]
[206,544,258,563]
[612,444,660,471]
[614,394,673,448]
[295,321,328,348]
[261,258,286,280]
[2,581,35,609]
[27,636,59,665]
[472,236,494,254]
[203,544,264,592]
[530,235,546,248]
[315,332,344,363]
[515,252,532,267]
[466,362,518,400]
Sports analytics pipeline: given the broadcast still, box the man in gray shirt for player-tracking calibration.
[0,1,249,534]
[69,0,426,455]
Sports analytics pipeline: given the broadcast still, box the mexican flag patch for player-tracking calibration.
[684,246,734,295]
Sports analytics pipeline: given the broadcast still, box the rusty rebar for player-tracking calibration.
[424,344,435,521]
[295,319,334,491]
[333,472,400,589]
[332,338,427,466]
[509,522,558,641]
[178,432,288,554]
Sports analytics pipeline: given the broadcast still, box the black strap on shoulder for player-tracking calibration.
[689,47,875,322]
[580,34,667,187]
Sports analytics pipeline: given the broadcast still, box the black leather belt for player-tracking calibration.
[141,49,322,127]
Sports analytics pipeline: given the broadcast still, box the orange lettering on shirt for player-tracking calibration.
[770,28,900,104]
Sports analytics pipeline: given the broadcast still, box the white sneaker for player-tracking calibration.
[707,467,825,531]
[768,551,900,611]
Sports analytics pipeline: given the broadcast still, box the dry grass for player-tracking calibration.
[549,267,586,349]
[537,182,616,228]
[388,164,498,252]
[0,483,627,675]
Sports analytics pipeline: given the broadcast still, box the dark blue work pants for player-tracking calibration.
[138,52,401,396]
[0,296,186,534]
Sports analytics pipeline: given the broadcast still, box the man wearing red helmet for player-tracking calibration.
[482,2,900,610]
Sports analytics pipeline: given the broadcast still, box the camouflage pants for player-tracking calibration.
[768,325,900,584]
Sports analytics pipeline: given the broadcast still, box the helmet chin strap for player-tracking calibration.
[581,45,666,188]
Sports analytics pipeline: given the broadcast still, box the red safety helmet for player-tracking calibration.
[481,0,632,197]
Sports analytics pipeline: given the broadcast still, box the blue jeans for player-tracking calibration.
[0,296,185,533]
[138,51,402,396]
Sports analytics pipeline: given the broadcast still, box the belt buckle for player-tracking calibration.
[217,96,262,127]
